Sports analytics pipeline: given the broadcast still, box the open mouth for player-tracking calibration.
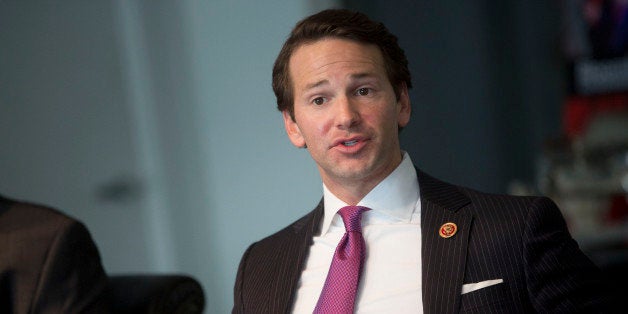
[343,140,359,147]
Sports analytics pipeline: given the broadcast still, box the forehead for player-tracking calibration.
[288,38,387,87]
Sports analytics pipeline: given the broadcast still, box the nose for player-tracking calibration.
[334,96,360,129]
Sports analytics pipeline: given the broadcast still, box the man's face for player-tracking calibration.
[283,38,411,191]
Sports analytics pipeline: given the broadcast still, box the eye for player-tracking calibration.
[356,88,371,96]
[312,97,325,105]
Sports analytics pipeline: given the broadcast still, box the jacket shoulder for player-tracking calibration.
[0,196,77,234]
[250,203,321,252]
[233,204,322,313]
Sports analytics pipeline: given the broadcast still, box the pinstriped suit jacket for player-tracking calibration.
[233,170,612,313]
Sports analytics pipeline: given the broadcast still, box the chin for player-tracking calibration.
[334,164,377,181]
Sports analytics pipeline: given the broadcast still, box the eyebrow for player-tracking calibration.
[350,72,377,80]
[303,72,378,91]
[304,79,329,91]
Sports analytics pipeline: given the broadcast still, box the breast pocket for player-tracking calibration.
[459,282,511,313]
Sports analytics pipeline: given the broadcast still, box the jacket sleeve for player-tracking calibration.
[523,197,615,312]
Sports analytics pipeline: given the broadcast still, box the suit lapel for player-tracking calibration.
[275,199,324,313]
[418,170,473,314]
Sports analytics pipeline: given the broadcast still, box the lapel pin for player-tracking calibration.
[439,222,457,238]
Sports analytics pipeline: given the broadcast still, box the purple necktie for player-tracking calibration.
[314,205,370,314]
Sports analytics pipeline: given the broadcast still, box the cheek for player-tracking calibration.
[295,116,328,143]
[367,107,397,131]
[317,121,329,134]
[302,114,332,136]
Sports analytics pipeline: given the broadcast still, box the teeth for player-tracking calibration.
[343,140,358,146]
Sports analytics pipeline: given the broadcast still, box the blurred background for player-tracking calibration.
[1,0,627,312]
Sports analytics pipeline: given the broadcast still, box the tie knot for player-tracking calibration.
[338,206,369,232]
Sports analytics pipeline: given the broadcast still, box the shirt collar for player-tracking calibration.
[320,152,420,235]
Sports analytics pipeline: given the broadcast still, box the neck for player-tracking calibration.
[321,152,404,205]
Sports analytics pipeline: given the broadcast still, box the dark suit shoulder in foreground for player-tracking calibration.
[0,196,110,314]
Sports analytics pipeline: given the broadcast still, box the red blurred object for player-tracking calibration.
[606,194,628,224]
[563,92,628,139]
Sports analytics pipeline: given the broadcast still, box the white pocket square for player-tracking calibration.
[461,279,503,295]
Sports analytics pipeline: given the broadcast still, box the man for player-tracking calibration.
[233,9,613,313]
[0,195,110,313]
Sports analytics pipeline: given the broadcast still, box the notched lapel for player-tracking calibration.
[418,170,473,314]
[423,208,473,314]
[275,200,324,313]
[417,169,470,213]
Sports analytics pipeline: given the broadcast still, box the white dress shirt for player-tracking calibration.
[291,152,423,313]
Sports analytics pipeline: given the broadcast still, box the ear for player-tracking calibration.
[397,83,411,128]
[282,110,306,148]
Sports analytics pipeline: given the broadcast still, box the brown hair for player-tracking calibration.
[272,9,412,120]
